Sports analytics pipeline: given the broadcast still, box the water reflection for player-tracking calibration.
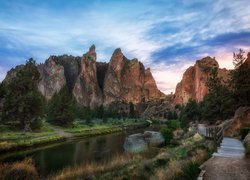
[2,126,160,176]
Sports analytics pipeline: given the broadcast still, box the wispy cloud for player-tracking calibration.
[0,0,250,94]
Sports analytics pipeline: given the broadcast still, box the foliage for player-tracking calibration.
[160,128,173,144]
[179,100,200,127]
[2,59,45,130]
[166,120,180,130]
[199,85,235,122]
[47,86,76,127]
[230,49,250,106]
[167,111,178,120]
[129,102,136,118]
[239,128,250,140]
[0,158,39,180]
[177,162,200,180]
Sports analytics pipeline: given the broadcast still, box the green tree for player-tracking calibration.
[199,67,235,122]
[160,128,173,144]
[47,86,76,127]
[179,100,200,127]
[129,102,135,118]
[230,49,250,106]
[96,105,104,119]
[2,59,44,130]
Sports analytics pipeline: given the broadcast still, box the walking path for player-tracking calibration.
[50,125,73,138]
[200,137,250,180]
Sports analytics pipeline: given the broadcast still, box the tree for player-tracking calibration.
[96,105,104,119]
[199,67,235,122]
[179,100,200,127]
[2,59,44,130]
[129,102,135,118]
[160,128,173,144]
[47,86,76,127]
[230,49,250,106]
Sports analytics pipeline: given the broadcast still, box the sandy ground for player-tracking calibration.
[203,156,250,180]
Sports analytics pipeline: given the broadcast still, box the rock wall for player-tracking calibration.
[73,45,103,109]
[38,57,66,100]
[103,48,164,106]
[173,56,229,105]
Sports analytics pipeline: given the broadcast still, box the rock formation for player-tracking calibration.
[103,48,164,105]
[38,57,66,100]
[3,45,164,111]
[224,107,250,136]
[173,56,229,105]
[73,45,103,108]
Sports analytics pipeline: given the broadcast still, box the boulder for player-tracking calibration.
[144,131,165,146]
[123,131,164,153]
[224,106,250,136]
[123,133,148,153]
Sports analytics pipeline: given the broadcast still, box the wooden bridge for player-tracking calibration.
[199,118,235,148]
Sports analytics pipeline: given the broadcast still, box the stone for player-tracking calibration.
[144,131,165,146]
[123,133,148,153]
[123,131,164,153]
[224,106,250,136]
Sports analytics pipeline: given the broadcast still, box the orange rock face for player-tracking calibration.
[173,56,229,105]
[73,45,102,109]
[103,48,164,105]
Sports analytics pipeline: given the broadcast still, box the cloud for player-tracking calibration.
[0,0,250,93]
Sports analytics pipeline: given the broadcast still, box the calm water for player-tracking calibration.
[1,126,159,177]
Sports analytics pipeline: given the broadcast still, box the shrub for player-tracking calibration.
[0,158,39,180]
[240,128,250,140]
[177,161,200,180]
[166,120,180,130]
[160,128,173,144]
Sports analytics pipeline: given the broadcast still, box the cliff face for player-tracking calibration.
[103,48,164,105]
[174,56,229,105]
[73,45,103,108]
[38,57,66,100]
[3,45,164,109]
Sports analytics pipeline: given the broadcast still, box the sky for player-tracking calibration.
[0,0,250,94]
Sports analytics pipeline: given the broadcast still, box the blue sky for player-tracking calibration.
[0,0,250,93]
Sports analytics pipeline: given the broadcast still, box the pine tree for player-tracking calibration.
[2,59,44,130]
[47,86,76,127]
[230,49,250,106]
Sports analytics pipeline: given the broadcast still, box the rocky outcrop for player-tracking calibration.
[174,56,229,105]
[224,107,250,136]
[3,45,164,112]
[103,48,164,105]
[38,57,66,100]
[123,131,164,153]
[3,65,24,83]
[73,45,103,108]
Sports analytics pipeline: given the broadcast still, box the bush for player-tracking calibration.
[240,128,250,140]
[0,158,39,180]
[177,162,200,180]
[30,117,43,131]
[160,128,173,144]
[166,120,180,130]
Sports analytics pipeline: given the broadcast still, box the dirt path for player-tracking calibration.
[50,125,73,138]
[203,156,250,180]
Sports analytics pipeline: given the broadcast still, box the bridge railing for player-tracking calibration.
[204,118,234,148]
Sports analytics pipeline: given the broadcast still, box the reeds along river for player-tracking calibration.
[1,126,161,177]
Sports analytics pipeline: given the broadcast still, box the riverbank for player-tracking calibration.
[0,120,148,154]
[49,132,214,179]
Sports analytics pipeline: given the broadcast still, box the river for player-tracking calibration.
[0,126,161,177]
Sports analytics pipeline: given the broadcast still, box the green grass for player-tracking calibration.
[0,123,64,152]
